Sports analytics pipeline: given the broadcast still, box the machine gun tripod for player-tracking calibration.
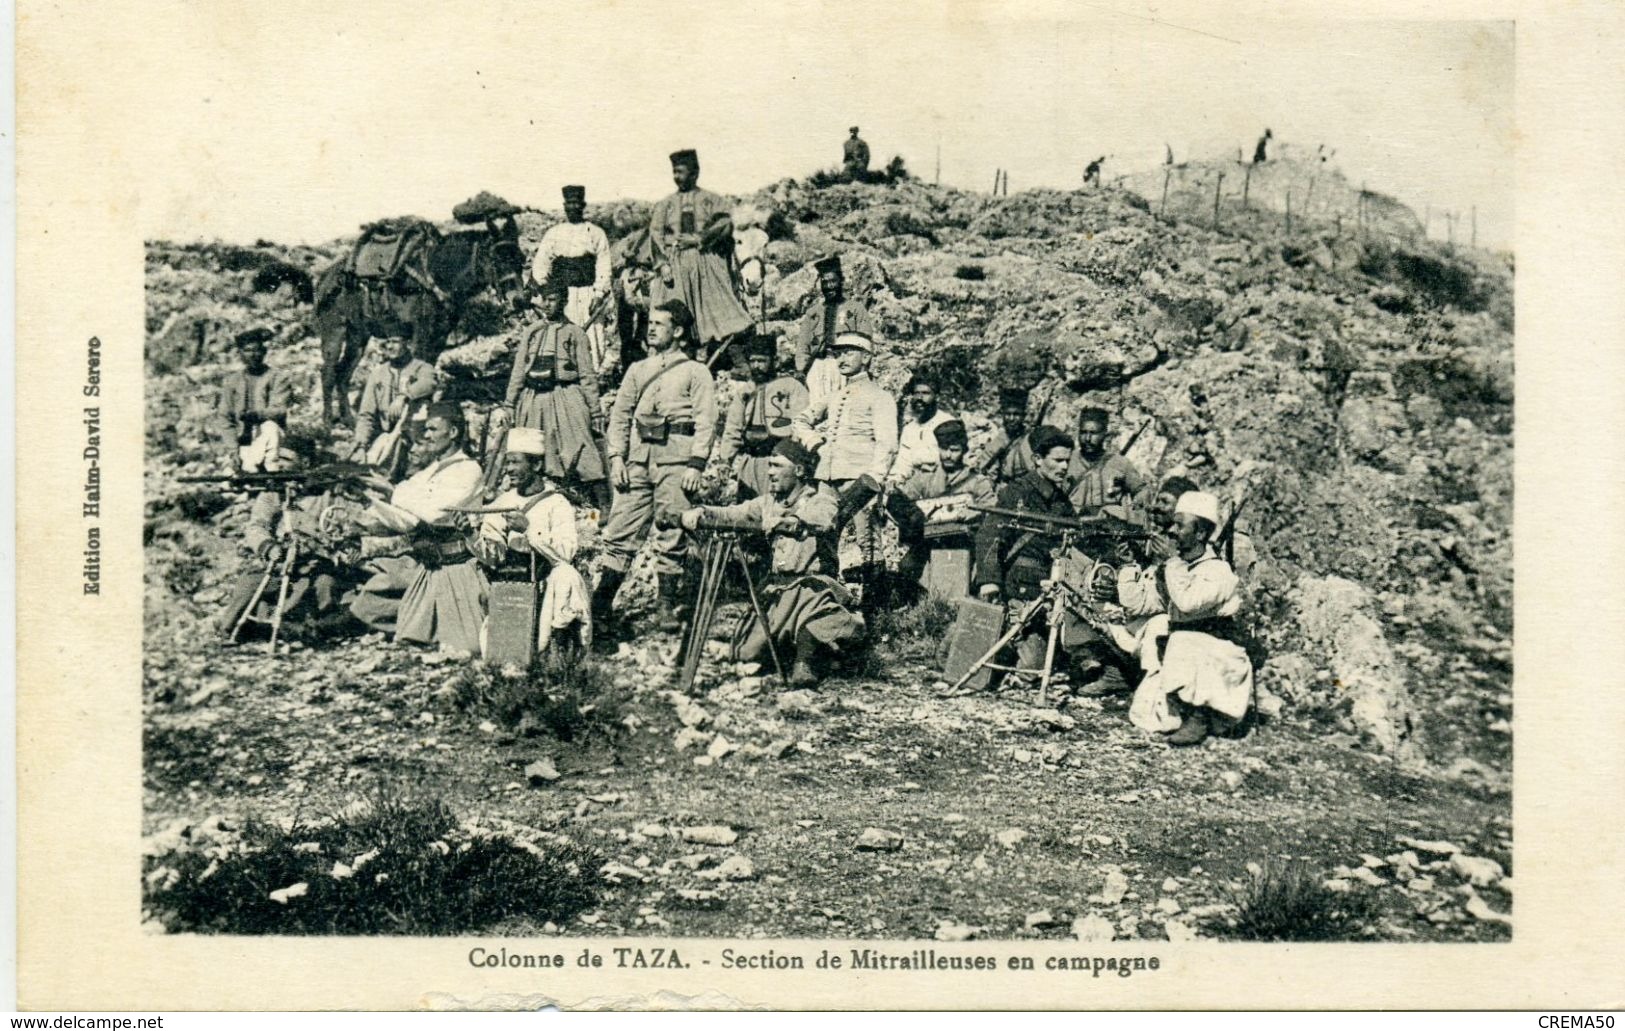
[674,529,787,695]
[945,506,1145,703]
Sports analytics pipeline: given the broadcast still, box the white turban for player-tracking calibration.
[505,426,546,457]
[1174,490,1222,527]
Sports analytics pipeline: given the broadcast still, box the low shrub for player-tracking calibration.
[1224,859,1379,941]
[452,650,629,743]
[143,789,603,935]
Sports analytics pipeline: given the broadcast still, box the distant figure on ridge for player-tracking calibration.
[1253,128,1272,164]
[843,126,871,182]
[1083,156,1105,187]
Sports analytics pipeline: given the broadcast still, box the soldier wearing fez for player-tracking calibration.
[648,148,755,362]
[680,438,864,688]
[795,254,877,408]
[894,419,996,595]
[718,334,809,500]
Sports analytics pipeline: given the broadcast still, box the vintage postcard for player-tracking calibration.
[14,0,1625,1011]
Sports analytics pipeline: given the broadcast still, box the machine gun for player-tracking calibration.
[177,461,386,498]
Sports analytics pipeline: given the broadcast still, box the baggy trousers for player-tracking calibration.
[599,459,694,576]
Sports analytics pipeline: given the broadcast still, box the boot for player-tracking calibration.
[653,572,687,633]
[788,630,820,689]
[1167,707,1211,747]
[590,568,625,653]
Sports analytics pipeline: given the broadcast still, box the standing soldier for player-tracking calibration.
[592,299,718,643]
[532,185,616,380]
[502,280,608,505]
[219,327,297,472]
[1069,407,1148,518]
[843,126,871,181]
[794,254,876,407]
[793,331,899,500]
[648,149,755,362]
[718,334,809,500]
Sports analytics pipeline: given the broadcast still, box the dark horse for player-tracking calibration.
[313,217,526,424]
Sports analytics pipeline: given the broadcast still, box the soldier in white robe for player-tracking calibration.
[1096,491,1253,746]
[474,427,592,656]
[531,185,617,378]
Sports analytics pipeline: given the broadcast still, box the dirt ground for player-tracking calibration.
[143,596,1512,943]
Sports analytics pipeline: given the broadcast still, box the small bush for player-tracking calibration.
[453,650,628,743]
[143,790,603,934]
[1225,860,1379,941]
[954,264,987,281]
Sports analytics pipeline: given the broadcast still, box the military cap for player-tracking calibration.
[813,254,843,276]
[850,126,860,134]
[669,148,699,168]
[561,185,586,201]
[532,277,569,299]
[932,419,969,449]
[743,334,777,360]
[1077,406,1110,428]
[772,437,818,472]
[832,330,874,353]
[1029,425,1074,458]
[234,326,275,349]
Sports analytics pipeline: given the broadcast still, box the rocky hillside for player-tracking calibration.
[146,163,1513,773]
[141,161,1514,943]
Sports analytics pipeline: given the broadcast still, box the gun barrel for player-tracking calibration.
[970,504,1150,537]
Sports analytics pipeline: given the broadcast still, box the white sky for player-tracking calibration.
[101,3,1513,248]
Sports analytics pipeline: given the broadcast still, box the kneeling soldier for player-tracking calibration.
[679,439,864,688]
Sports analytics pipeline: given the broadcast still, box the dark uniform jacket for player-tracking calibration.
[973,471,1076,602]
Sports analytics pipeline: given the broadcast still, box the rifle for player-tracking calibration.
[178,462,384,497]
[1216,496,1248,565]
[1118,417,1153,456]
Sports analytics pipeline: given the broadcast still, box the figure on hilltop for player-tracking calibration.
[843,126,871,182]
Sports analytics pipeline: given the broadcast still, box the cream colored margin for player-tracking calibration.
[16,0,1625,1011]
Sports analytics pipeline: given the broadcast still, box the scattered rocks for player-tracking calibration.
[1448,854,1504,887]
[706,735,738,760]
[681,825,739,847]
[935,922,978,942]
[1155,897,1182,916]
[523,758,561,785]
[697,855,757,882]
[856,828,904,852]
[1464,892,1512,927]
[1024,909,1057,930]
[1090,868,1130,905]
[673,728,711,752]
[1072,915,1116,942]
[1164,920,1198,942]
[777,691,820,717]
[995,828,1028,849]
[268,882,309,904]
[1398,836,1462,858]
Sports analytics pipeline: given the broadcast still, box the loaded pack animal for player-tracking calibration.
[311,205,527,424]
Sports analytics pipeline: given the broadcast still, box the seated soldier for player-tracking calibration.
[717,334,809,500]
[972,426,1078,687]
[349,402,487,654]
[1094,490,1254,746]
[219,327,297,473]
[679,439,864,688]
[893,419,995,596]
[216,441,364,643]
[473,427,592,658]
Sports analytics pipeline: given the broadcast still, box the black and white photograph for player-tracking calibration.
[19,0,1624,1013]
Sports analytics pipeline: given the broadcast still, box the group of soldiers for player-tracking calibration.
[208,146,1257,745]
